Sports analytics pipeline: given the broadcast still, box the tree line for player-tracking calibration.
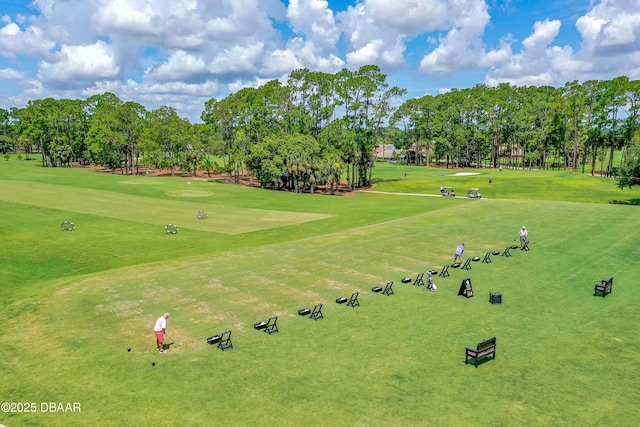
[1,67,639,192]
[392,77,640,177]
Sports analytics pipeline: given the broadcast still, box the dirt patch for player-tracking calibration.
[164,190,213,198]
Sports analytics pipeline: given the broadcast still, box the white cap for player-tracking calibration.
[522,226,526,229]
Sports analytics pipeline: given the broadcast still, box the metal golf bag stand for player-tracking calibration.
[382,281,394,296]
[310,303,324,320]
[458,278,474,298]
[218,330,233,351]
[347,292,360,308]
[439,265,450,278]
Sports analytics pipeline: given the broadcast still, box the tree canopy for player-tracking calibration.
[617,146,640,188]
[3,67,640,193]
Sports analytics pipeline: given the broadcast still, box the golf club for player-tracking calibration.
[167,335,181,347]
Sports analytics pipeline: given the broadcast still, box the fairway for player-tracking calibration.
[1,161,640,427]
[0,180,333,235]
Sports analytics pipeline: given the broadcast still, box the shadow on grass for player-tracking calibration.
[464,356,495,368]
[608,198,640,205]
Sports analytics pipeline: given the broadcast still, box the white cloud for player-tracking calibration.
[577,0,640,52]
[228,77,274,93]
[262,49,303,75]
[22,79,45,98]
[484,0,640,87]
[0,68,27,80]
[363,0,454,35]
[347,39,384,65]
[480,43,512,67]
[346,37,405,69]
[287,0,340,53]
[337,1,410,70]
[418,0,502,73]
[484,19,566,86]
[284,37,345,73]
[80,80,125,98]
[207,42,265,75]
[30,0,97,45]
[0,20,56,59]
[139,80,219,96]
[38,40,120,83]
[339,0,497,72]
[94,0,199,39]
[148,51,207,81]
[523,19,561,51]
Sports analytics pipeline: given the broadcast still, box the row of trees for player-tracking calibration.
[5,94,200,176]
[1,67,640,192]
[392,77,640,176]
[2,65,405,192]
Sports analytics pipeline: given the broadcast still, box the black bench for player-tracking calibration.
[594,277,613,297]
[465,337,496,367]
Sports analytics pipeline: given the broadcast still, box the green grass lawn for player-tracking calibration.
[1,158,640,426]
[372,160,640,204]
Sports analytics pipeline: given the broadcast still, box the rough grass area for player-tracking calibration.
[1,159,640,426]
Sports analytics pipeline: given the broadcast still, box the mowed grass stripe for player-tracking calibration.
[15,197,634,338]
[0,180,333,234]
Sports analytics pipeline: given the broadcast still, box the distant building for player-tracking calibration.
[375,144,404,161]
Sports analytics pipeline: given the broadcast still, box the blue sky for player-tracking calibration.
[1,0,638,121]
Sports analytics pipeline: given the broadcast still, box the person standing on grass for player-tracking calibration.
[454,243,465,263]
[154,312,170,353]
[519,227,528,248]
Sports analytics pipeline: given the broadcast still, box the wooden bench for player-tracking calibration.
[594,277,613,297]
[465,337,496,367]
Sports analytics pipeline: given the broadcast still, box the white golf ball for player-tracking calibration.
[188,181,191,184]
